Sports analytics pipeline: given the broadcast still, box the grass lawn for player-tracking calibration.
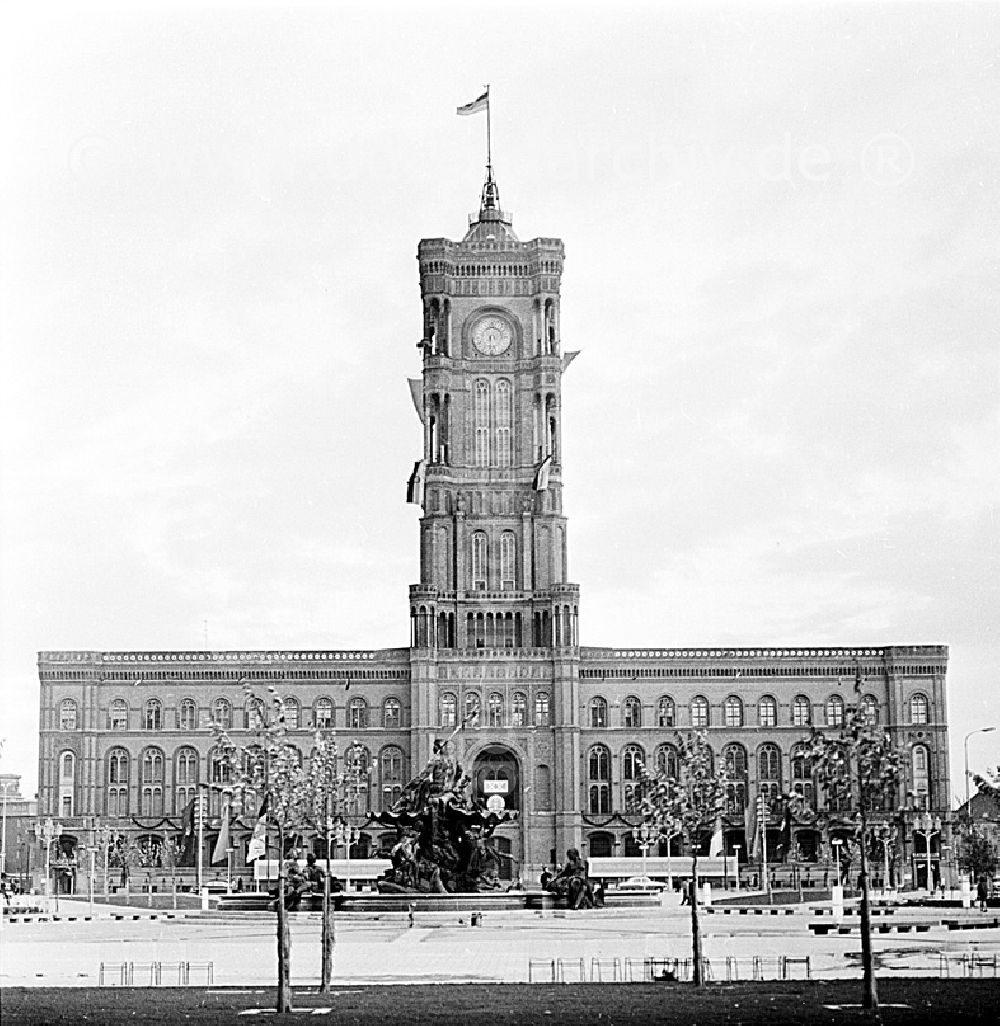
[1,980,995,1024]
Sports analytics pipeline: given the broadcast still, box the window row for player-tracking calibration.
[584,692,887,729]
[583,741,934,816]
[77,696,406,732]
[95,744,409,818]
[438,690,550,728]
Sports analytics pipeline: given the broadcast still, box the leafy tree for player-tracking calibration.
[962,768,1000,882]
[959,828,997,882]
[638,730,730,986]
[807,692,902,1018]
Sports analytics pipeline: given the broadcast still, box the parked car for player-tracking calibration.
[618,876,667,891]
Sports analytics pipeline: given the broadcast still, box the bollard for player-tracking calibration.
[200,887,210,911]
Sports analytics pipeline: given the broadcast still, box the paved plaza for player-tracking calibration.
[2,898,998,989]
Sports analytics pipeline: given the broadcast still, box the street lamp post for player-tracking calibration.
[916,812,941,893]
[34,817,63,912]
[832,838,843,889]
[638,821,652,883]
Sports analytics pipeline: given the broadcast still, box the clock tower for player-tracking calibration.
[408,169,579,654]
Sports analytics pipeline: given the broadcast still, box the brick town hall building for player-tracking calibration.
[36,169,951,889]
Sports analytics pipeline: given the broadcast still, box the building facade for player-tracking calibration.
[36,172,951,887]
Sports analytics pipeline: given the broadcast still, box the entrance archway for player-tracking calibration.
[471,744,523,881]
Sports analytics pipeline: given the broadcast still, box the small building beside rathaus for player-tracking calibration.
[35,168,951,893]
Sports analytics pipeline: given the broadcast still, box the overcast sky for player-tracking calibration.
[2,2,998,800]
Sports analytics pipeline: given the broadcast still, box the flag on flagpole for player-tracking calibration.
[746,794,758,860]
[854,662,864,695]
[778,803,792,860]
[247,797,269,862]
[457,89,488,116]
[211,794,231,864]
[406,459,425,505]
[709,814,724,857]
[533,454,553,492]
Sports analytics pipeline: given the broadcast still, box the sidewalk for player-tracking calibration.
[4,899,998,989]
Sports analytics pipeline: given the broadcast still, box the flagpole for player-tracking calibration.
[485,84,491,176]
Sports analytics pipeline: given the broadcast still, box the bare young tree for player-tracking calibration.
[639,730,731,986]
[213,683,307,1015]
[297,730,343,993]
[807,689,903,1018]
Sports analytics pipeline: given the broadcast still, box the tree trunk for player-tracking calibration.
[276,827,292,1014]
[320,837,333,992]
[690,849,704,986]
[857,795,879,1015]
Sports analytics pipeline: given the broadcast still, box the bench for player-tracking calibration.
[809,920,936,936]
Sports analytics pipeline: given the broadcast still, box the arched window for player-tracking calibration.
[464,692,481,724]
[344,745,371,816]
[488,692,504,727]
[313,697,333,729]
[910,694,929,725]
[587,831,614,858]
[474,379,490,467]
[791,695,811,727]
[380,745,405,810]
[60,699,78,730]
[622,743,644,780]
[495,380,512,468]
[141,748,164,816]
[440,692,457,728]
[655,743,679,779]
[912,744,930,806]
[826,694,845,728]
[107,748,129,817]
[210,747,231,786]
[534,691,550,727]
[860,694,879,726]
[691,695,709,728]
[589,696,608,728]
[791,743,815,809]
[246,697,265,730]
[511,692,527,727]
[212,697,232,730]
[283,697,300,730]
[723,695,743,728]
[59,750,75,816]
[825,743,852,812]
[178,699,198,731]
[175,747,198,811]
[534,763,552,810]
[588,744,611,814]
[500,531,516,590]
[348,697,369,730]
[657,696,675,727]
[471,532,488,590]
[623,696,642,728]
[109,699,129,731]
[723,743,748,813]
[758,743,782,808]
[144,699,162,731]
[383,697,401,729]
[758,695,777,728]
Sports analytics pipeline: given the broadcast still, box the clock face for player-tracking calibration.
[472,315,513,356]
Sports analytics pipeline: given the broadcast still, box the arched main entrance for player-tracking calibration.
[471,743,523,883]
